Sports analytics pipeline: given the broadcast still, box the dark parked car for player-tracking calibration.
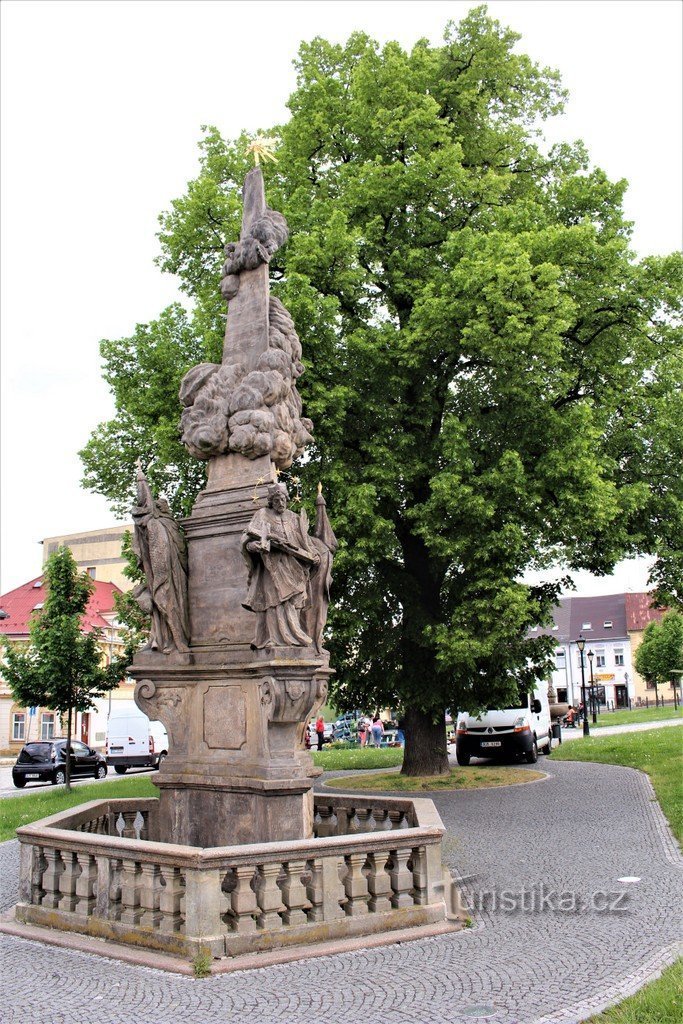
[12,739,108,788]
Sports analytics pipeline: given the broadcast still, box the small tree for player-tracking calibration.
[3,547,127,790]
[634,612,683,707]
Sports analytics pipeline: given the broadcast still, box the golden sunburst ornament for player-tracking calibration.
[246,137,279,166]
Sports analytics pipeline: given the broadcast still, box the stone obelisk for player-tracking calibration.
[129,166,332,848]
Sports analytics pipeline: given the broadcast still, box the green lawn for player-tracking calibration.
[0,775,156,842]
[552,726,683,843]
[584,958,682,1024]
[311,747,403,771]
[592,706,682,728]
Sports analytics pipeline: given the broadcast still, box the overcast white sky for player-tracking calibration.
[1,0,681,596]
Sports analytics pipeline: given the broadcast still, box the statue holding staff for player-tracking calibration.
[131,460,190,654]
[242,483,319,649]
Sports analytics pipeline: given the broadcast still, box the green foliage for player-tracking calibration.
[635,613,683,699]
[191,949,213,978]
[81,10,683,765]
[2,548,129,787]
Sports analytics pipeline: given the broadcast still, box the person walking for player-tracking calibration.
[357,719,367,747]
[371,715,384,747]
[315,715,325,752]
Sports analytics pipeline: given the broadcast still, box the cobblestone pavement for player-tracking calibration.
[1,759,681,1024]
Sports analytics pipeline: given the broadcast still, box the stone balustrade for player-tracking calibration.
[15,794,450,958]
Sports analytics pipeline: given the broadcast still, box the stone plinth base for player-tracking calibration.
[130,648,331,847]
[155,777,313,847]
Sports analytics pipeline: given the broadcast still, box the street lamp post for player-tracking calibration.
[577,635,590,737]
[587,650,597,724]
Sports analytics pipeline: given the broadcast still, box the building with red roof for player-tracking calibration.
[531,591,673,708]
[0,575,131,755]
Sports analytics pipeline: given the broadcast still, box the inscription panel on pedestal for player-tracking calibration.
[204,684,247,749]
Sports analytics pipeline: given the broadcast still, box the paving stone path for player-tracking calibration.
[1,758,681,1024]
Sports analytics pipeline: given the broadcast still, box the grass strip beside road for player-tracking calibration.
[0,775,157,842]
[324,765,545,791]
[592,706,682,728]
[311,747,404,771]
[584,958,682,1024]
[551,726,683,844]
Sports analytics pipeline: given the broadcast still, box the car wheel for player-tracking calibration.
[53,768,66,785]
[542,734,552,755]
[456,752,471,766]
[95,764,107,780]
[525,740,538,764]
[13,777,26,789]
[114,766,128,775]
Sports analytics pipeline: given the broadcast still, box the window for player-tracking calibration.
[40,713,55,740]
[614,649,624,666]
[596,651,606,668]
[12,712,26,741]
[582,622,592,630]
[86,567,96,579]
[604,620,613,629]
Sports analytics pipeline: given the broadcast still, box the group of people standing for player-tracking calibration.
[309,713,407,751]
[357,715,385,747]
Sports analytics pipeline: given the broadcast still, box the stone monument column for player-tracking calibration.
[129,165,333,848]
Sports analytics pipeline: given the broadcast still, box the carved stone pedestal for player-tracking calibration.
[131,648,330,848]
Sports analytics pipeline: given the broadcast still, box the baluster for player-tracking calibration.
[334,807,349,835]
[281,860,310,926]
[306,858,324,922]
[367,850,392,913]
[411,846,428,905]
[256,862,285,929]
[58,851,78,912]
[389,847,414,908]
[158,865,185,933]
[119,858,141,924]
[74,852,97,916]
[346,809,361,834]
[343,852,369,917]
[41,848,63,908]
[315,804,337,837]
[388,808,406,830]
[229,864,258,934]
[371,808,391,831]
[138,862,160,927]
[355,807,373,832]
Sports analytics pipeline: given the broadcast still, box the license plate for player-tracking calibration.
[110,747,124,752]
[25,773,40,779]
[480,741,501,748]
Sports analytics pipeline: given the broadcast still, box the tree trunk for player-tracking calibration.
[401,706,450,776]
[65,706,72,792]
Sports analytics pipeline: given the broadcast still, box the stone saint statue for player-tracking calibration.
[131,461,190,654]
[303,484,338,654]
[242,483,319,649]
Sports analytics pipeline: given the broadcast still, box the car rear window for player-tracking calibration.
[17,742,53,763]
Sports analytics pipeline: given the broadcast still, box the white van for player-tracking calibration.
[455,681,553,766]
[106,706,169,774]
